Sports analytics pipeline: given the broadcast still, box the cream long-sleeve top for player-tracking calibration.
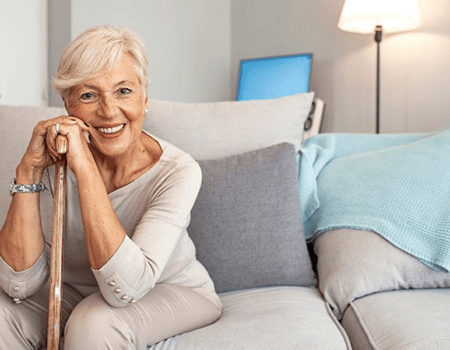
[0,133,221,310]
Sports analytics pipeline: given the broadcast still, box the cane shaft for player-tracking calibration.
[47,158,67,350]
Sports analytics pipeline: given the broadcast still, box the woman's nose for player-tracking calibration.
[98,95,118,118]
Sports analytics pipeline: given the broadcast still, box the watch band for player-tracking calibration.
[10,178,46,197]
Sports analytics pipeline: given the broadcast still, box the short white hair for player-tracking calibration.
[53,25,149,100]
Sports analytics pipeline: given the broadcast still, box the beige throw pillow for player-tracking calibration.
[144,92,314,160]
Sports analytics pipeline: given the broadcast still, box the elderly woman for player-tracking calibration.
[0,25,221,349]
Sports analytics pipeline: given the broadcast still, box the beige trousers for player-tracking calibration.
[0,282,221,349]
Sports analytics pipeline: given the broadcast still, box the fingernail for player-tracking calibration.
[57,138,68,154]
[83,130,91,144]
[58,144,67,154]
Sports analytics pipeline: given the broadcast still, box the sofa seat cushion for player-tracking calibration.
[148,286,351,350]
[341,289,450,350]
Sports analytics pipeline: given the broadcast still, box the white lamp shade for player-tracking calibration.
[338,0,421,34]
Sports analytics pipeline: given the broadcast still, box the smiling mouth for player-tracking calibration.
[96,124,125,134]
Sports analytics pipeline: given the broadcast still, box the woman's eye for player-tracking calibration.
[80,92,95,101]
[119,88,132,95]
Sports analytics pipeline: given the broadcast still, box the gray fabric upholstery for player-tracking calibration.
[341,289,450,350]
[149,287,351,350]
[188,143,315,293]
[0,104,66,225]
[144,93,314,160]
[314,229,450,318]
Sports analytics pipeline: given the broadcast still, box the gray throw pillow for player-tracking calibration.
[188,143,315,293]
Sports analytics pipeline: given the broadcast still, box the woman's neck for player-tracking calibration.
[90,134,162,193]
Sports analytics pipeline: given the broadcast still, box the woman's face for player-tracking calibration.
[66,53,148,160]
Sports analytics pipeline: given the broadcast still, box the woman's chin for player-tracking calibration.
[90,141,130,160]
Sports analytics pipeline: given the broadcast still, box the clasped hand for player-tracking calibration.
[22,116,91,175]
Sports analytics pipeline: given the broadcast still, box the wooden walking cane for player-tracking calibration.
[47,137,68,350]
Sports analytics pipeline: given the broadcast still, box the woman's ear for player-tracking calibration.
[144,94,149,115]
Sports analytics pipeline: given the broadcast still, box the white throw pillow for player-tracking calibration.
[144,92,314,160]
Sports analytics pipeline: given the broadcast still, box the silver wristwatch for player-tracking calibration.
[10,178,46,197]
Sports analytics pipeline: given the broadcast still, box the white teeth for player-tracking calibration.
[97,124,125,134]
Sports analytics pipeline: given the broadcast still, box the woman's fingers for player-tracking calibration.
[83,130,91,144]
[21,115,89,171]
[45,117,81,157]
[64,116,90,133]
[47,117,93,168]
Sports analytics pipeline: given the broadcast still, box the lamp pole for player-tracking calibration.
[375,25,382,134]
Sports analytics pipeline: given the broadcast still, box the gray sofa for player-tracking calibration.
[1,93,450,350]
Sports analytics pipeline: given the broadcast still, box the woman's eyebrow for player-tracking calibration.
[78,80,136,92]
[114,80,136,87]
[79,84,99,91]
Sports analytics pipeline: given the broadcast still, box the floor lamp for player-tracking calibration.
[337,0,421,134]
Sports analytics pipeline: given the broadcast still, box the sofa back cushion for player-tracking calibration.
[315,228,450,319]
[0,103,315,295]
[144,92,314,160]
[188,143,315,293]
[0,105,66,224]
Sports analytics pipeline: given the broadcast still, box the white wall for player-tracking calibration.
[231,0,450,133]
[70,0,232,103]
[0,0,47,106]
[4,0,450,134]
[48,0,71,107]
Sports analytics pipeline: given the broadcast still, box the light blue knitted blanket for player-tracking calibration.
[297,128,450,272]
